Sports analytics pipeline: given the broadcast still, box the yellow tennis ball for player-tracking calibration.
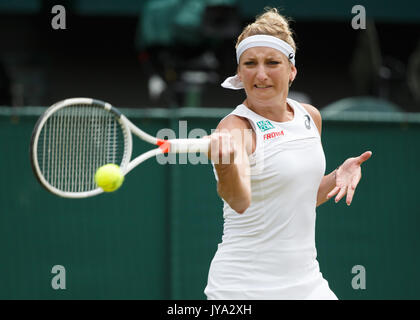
[95,164,124,192]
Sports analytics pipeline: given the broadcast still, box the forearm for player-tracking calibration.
[215,163,251,214]
[316,168,338,207]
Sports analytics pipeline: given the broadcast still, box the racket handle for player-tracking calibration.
[169,138,210,154]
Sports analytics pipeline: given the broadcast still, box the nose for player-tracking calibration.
[256,65,268,82]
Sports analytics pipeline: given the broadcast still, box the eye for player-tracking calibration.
[244,61,256,66]
[267,60,280,65]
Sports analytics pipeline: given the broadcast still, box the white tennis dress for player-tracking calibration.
[204,98,338,300]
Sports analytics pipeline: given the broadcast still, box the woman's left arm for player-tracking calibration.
[301,103,372,207]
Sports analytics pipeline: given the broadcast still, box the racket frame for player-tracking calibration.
[30,97,209,198]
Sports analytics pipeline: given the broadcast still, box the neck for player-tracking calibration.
[244,96,293,122]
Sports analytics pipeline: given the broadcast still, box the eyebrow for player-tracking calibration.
[243,56,282,61]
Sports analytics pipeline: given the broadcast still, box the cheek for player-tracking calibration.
[238,70,254,85]
[271,70,290,85]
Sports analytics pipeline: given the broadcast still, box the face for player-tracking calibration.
[237,47,297,105]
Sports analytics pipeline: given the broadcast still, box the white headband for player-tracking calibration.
[221,35,296,90]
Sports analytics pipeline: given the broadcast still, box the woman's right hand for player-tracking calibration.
[205,130,238,167]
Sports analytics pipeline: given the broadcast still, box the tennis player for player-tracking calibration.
[204,8,372,300]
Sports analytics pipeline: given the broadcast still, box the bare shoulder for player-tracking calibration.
[217,114,252,131]
[217,114,255,154]
[300,103,322,135]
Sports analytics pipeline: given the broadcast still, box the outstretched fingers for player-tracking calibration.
[334,186,348,203]
[327,186,340,200]
[346,174,361,205]
[358,151,372,165]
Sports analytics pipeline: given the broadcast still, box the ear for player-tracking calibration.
[290,65,297,82]
[237,66,242,81]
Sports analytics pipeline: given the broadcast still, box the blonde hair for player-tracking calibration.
[236,8,296,52]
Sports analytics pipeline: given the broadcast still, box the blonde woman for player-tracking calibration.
[205,8,372,300]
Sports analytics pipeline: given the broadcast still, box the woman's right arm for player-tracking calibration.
[207,115,254,214]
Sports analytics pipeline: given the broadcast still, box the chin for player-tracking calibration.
[252,90,276,99]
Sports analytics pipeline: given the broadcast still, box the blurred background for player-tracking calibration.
[0,0,419,300]
[1,0,420,110]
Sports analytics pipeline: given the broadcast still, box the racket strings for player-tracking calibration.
[37,105,125,192]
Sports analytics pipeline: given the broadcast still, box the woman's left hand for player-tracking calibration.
[327,151,372,206]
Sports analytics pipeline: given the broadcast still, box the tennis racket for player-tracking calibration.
[30,97,210,198]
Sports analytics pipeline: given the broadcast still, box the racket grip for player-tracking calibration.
[169,138,210,154]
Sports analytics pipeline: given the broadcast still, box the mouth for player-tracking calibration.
[254,85,272,89]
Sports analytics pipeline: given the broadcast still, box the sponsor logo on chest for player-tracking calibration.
[256,120,275,132]
[256,120,285,141]
[263,130,284,140]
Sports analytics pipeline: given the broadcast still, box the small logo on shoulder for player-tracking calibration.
[256,120,275,132]
[304,115,311,129]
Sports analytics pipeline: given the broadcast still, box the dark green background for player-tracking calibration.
[0,107,419,299]
[2,0,419,22]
